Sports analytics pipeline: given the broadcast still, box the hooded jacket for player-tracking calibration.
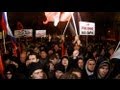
[95,60,112,79]
[83,59,96,79]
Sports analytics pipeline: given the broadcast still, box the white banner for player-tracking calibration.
[0,32,2,39]
[36,30,46,38]
[79,21,95,35]
[23,29,33,37]
[14,30,23,38]
[14,29,33,38]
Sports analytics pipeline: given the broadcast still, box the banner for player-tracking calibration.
[36,30,46,38]
[14,30,23,38]
[79,21,95,35]
[14,29,33,38]
[23,29,33,37]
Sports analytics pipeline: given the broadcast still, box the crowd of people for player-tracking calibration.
[0,34,119,79]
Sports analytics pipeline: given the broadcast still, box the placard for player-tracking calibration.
[79,21,95,35]
[23,29,33,37]
[14,30,23,38]
[36,30,46,38]
[14,29,33,38]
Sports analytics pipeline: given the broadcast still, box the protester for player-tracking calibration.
[0,34,119,79]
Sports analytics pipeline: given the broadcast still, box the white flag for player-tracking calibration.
[111,47,120,59]
[43,12,73,26]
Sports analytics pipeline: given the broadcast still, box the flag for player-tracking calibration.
[1,12,18,57]
[111,47,120,59]
[1,12,7,33]
[1,12,14,37]
[60,12,74,21]
[43,12,74,26]
[0,54,5,78]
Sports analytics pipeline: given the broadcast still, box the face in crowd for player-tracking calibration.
[26,53,39,66]
[77,58,84,70]
[98,65,109,78]
[20,52,27,63]
[31,69,44,79]
[55,70,64,79]
[61,58,69,67]
[86,59,96,72]
[29,55,38,63]
[40,51,47,59]
[5,71,13,79]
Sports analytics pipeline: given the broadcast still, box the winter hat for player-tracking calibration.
[28,63,43,76]
[99,61,110,69]
[97,61,111,79]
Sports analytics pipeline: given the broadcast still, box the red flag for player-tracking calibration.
[0,54,5,78]
[12,41,18,57]
[43,12,73,26]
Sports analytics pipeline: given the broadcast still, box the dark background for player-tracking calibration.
[0,12,120,41]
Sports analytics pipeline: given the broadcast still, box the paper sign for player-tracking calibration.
[79,21,95,35]
[36,30,46,38]
[23,29,33,37]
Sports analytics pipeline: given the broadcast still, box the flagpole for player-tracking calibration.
[62,16,72,35]
[77,12,82,21]
[2,30,7,53]
[71,12,78,35]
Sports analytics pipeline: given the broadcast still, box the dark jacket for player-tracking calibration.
[95,60,112,79]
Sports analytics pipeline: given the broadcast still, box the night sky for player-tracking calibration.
[0,12,119,40]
